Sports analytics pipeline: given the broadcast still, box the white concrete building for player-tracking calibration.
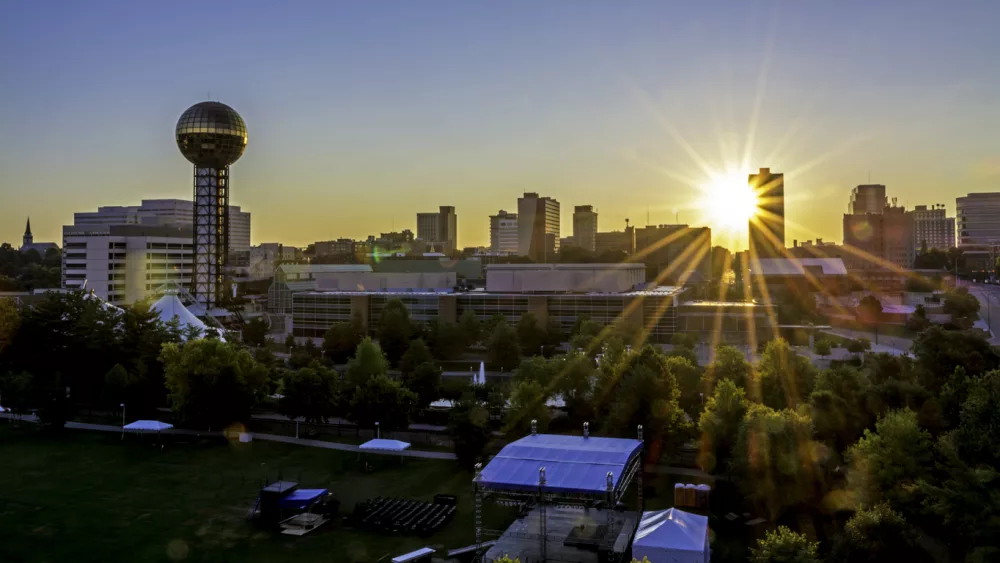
[572,205,598,252]
[485,263,645,293]
[72,199,251,254]
[62,224,193,306]
[489,210,519,254]
[911,204,955,251]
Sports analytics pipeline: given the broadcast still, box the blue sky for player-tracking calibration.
[2,1,999,249]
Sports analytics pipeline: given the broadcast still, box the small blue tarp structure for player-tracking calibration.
[390,547,435,562]
[632,508,710,563]
[478,434,643,495]
[278,489,328,510]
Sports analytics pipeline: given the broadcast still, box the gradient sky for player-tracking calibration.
[2,1,999,251]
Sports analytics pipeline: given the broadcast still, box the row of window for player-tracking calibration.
[146,253,190,260]
[146,243,193,250]
[145,273,188,281]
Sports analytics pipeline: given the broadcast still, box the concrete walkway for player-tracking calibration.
[0,413,457,460]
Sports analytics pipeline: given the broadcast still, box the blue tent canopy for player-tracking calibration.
[478,434,643,495]
[278,488,328,510]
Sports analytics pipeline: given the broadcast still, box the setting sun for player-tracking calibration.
[699,167,759,232]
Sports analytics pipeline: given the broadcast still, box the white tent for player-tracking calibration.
[632,508,710,563]
[150,292,224,341]
[123,420,174,432]
[359,439,411,452]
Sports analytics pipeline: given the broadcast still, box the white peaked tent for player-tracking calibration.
[632,508,710,563]
[151,291,221,341]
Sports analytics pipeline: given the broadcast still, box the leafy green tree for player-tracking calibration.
[102,363,140,409]
[905,304,931,332]
[569,318,604,353]
[458,309,481,346]
[448,394,493,469]
[757,338,817,410]
[847,409,933,512]
[284,333,295,351]
[403,361,442,410]
[697,379,748,474]
[911,326,999,393]
[831,503,930,563]
[551,352,596,425]
[0,371,33,420]
[731,404,820,519]
[400,338,435,376]
[322,312,365,364]
[161,339,269,429]
[288,339,321,369]
[345,337,389,388]
[942,287,981,328]
[949,369,1000,467]
[513,356,555,388]
[348,374,416,430]
[505,379,550,437]
[808,366,872,453]
[377,298,412,366]
[426,319,467,361]
[487,320,521,371]
[749,526,820,563]
[183,323,204,341]
[241,317,269,348]
[0,297,20,359]
[544,318,565,349]
[666,355,703,417]
[516,312,547,356]
[671,332,699,350]
[703,345,752,395]
[279,363,341,423]
[846,338,866,357]
[858,295,884,339]
[814,339,831,357]
[604,364,690,455]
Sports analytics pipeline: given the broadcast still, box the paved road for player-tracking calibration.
[0,413,458,460]
[966,283,1000,343]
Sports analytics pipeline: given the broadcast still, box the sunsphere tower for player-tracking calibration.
[175,101,247,310]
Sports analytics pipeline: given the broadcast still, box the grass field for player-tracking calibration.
[0,427,478,563]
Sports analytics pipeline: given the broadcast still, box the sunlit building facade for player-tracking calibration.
[748,168,785,259]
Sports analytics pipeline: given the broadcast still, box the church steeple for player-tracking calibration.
[23,217,33,246]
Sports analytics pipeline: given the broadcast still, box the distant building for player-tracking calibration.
[72,199,251,255]
[517,193,560,262]
[848,184,887,215]
[559,236,576,249]
[956,193,1000,272]
[635,224,711,282]
[788,239,844,260]
[911,204,955,251]
[62,224,193,306]
[572,205,598,252]
[416,206,458,253]
[748,168,785,259]
[314,238,360,258]
[485,263,645,294]
[842,205,914,272]
[595,227,636,255]
[19,218,59,255]
[489,210,519,254]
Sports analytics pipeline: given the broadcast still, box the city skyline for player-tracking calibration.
[3,2,1000,250]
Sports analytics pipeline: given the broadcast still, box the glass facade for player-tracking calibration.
[292,293,354,338]
[548,295,626,334]
[175,102,247,167]
[456,294,529,323]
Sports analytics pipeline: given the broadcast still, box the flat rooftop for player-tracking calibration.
[294,286,685,298]
[486,263,646,271]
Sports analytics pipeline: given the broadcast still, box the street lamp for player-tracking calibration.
[375,421,380,440]
[120,403,125,440]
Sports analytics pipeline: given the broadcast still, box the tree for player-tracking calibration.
[749,526,820,563]
[666,356,703,417]
[905,304,931,332]
[697,379,748,474]
[513,356,555,388]
[183,323,204,342]
[703,345,752,395]
[846,338,866,358]
[671,332,699,350]
[949,369,1000,467]
[345,337,389,388]
[241,317,269,348]
[831,503,929,563]
[551,352,596,425]
[756,338,817,410]
[0,371,33,420]
[814,339,831,357]
[284,333,295,351]
[288,339,321,369]
[0,298,20,359]
[543,318,565,350]
[858,295,883,343]
[102,363,141,409]
[487,320,521,371]
[322,313,365,364]
[516,312,547,356]
[458,309,482,346]
[160,339,269,429]
[809,366,872,453]
[847,409,933,512]
[731,404,820,519]
[942,287,980,328]
[604,364,690,456]
[279,363,341,423]
[400,338,435,376]
[913,247,949,270]
[377,298,412,366]
[348,374,416,430]
[448,394,493,469]
[912,326,999,393]
[403,361,441,410]
[505,380,550,437]
[426,319,467,361]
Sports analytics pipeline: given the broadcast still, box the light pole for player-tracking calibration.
[375,421,380,440]
[120,403,125,440]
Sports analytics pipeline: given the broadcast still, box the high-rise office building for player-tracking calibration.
[416,206,458,253]
[956,193,1000,271]
[62,224,193,306]
[842,205,914,271]
[572,205,598,252]
[748,168,785,259]
[635,224,712,281]
[911,204,955,251]
[175,101,248,309]
[517,193,560,261]
[72,199,250,255]
[489,210,518,254]
[595,227,636,255]
[849,184,887,215]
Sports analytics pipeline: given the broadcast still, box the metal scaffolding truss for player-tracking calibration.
[193,165,229,310]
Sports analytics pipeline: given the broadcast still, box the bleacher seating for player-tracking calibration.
[349,496,457,535]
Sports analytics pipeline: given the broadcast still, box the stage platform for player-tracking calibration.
[484,506,640,563]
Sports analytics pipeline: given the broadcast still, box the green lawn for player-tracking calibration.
[0,427,477,563]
